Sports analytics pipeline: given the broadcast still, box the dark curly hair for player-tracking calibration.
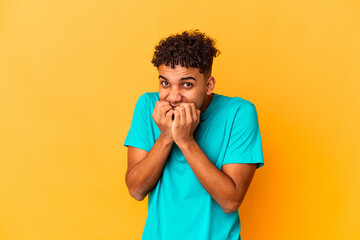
[151,29,221,79]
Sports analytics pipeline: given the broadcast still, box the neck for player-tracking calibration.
[200,94,214,114]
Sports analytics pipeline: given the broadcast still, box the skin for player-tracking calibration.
[125,64,257,213]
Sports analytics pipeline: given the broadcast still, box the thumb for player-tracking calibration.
[166,109,174,123]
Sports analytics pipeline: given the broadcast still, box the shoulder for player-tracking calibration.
[137,92,159,102]
[135,92,160,107]
[230,98,259,127]
[216,94,256,111]
[215,95,259,127]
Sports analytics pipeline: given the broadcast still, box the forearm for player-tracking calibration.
[126,135,173,201]
[177,139,239,213]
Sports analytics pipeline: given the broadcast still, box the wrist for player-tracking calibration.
[158,133,174,146]
[175,137,196,150]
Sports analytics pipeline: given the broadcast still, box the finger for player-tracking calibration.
[182,104,193,123]
[177,106,186,125]
[190,103,197,121]
[165,109,174,123]
[173,109,180,127]
[160,104,173,118]
[153,101,161,118]
[160,101,171,109]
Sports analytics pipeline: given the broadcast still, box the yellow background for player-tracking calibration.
[1,0,359,239]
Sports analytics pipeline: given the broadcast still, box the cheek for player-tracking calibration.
[196,99,204,109]
[196,93,206,109]
[189,96,204,109]
[158,90,167,101]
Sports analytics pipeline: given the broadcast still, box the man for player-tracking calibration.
[124,30,264,240]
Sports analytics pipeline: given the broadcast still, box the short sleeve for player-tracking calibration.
[123,93,152,152]
[222,103,264,169]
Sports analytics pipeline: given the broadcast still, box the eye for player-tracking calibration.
[183,82,192,88]
[161,81,169,86]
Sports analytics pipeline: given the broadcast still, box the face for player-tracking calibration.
[158,64,215,111]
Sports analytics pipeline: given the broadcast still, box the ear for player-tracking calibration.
[205,76,216,95]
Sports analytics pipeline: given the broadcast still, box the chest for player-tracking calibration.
[167,114,231,168]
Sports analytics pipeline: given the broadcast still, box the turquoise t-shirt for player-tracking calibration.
[124,92,264,240]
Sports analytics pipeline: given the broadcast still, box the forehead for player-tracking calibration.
[158,64,201,77]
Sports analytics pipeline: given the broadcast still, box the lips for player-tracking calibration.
[170,104,179,109]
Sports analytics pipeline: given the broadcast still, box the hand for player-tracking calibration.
[172,103,200,145]
[152,101,174,142]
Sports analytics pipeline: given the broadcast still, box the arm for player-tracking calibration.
[125,135,173,201]
[173,103,257,213]
[125,101,174,201]
[177,140,256,213]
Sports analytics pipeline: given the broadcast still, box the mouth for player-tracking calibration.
[170,104,179,109]
[169,104,178,120]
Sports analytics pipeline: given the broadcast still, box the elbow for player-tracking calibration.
[131,193,146,201]
[126,182,146,201]
[128,188,147,201]
[125,175,147,201]
[221,199,243,214]
[222,205,239,214]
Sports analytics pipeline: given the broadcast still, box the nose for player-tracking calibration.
[168,88,182,104]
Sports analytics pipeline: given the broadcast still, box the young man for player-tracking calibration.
[124,30,264,240]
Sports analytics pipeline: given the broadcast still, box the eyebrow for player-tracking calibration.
[159,75,197,81]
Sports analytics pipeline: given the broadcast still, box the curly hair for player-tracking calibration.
[151,29,221,79]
